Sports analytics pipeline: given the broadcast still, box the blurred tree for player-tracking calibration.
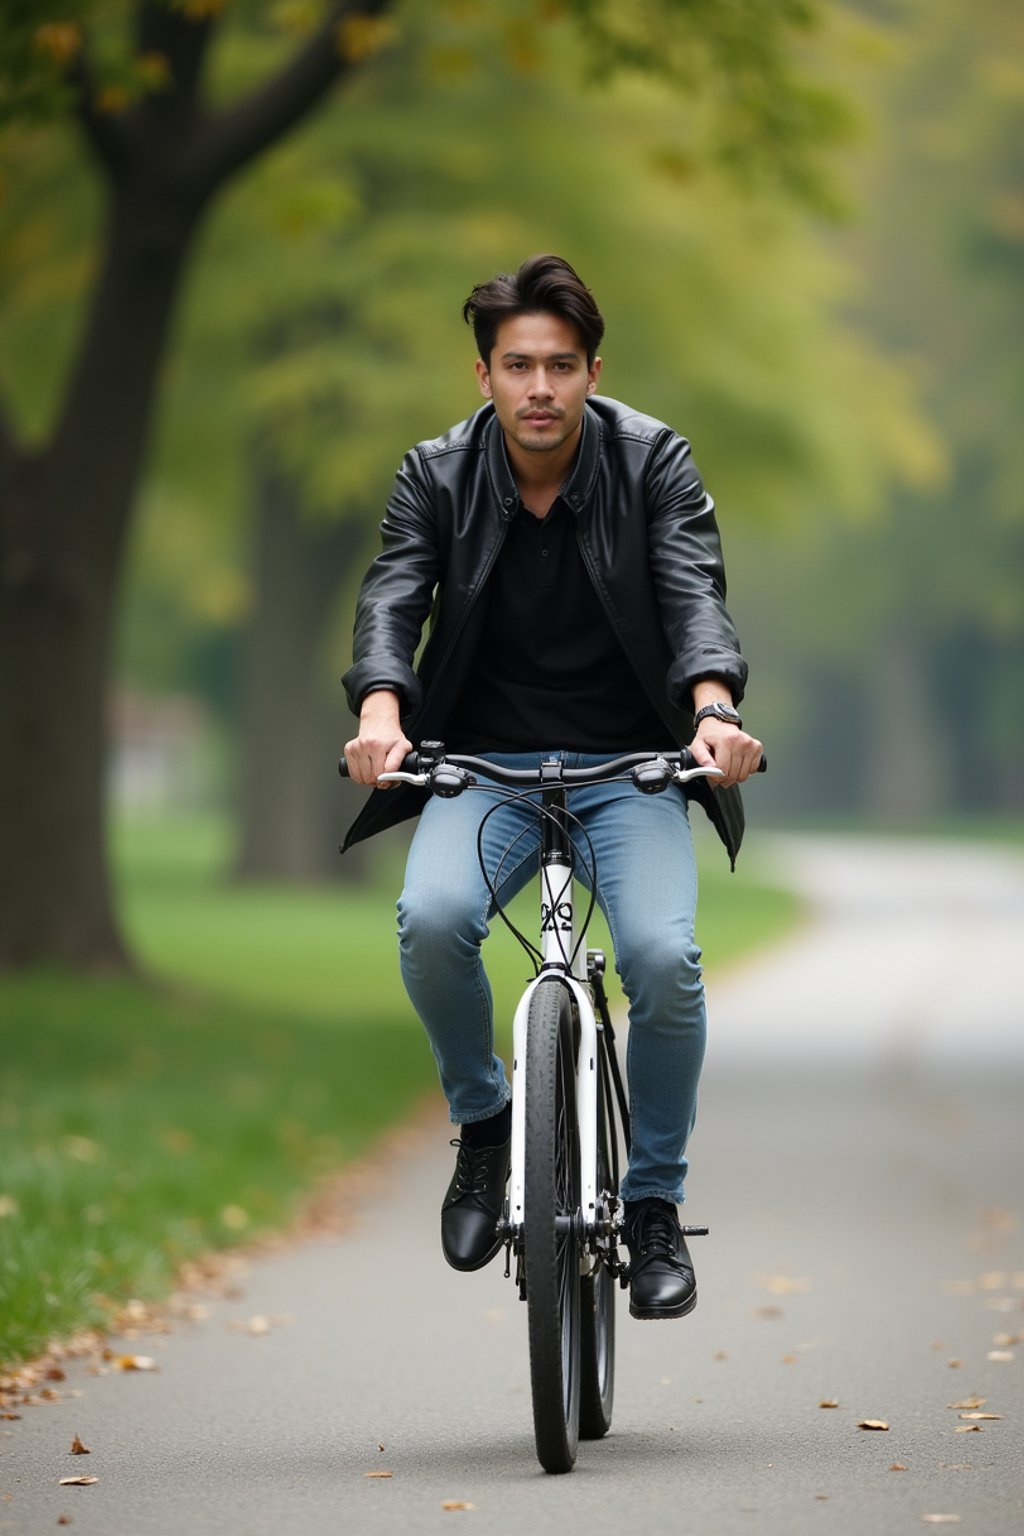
[135,2,935,879]
[0,0,859,966]
[730,0,1023,820]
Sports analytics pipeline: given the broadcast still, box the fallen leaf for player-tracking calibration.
[713,1350,728,1361]
[44,1367,66,1382]
[58,1477,98,1487]
[948,1396,985,1410]
[378,1443,385,1452]
[979,1272,1008,1290]
[229,1315,272,1337]
[947,1359,963,1369]
[890,1463,908,1471]
[441,1502,475,1511]
[69,1435,90,1455]
[954,1425,982,1433]
[116,1354,157,1372]
[920,1518,960,1526]
[987,1350,1014,1363]
[751,1273,813,1295]
[754,1305,784,1320]
[993,1332,1021,1347]
[780,1354,798,1365]
[819,1399,839,1409]
[814,1494,829,1501]
[959,1412,1001,1421]
[858,1420,890,1431]
[57,1518,72,1527]
[364,1470,393,1479]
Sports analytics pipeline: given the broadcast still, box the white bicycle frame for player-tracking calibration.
[508,856,599,1240]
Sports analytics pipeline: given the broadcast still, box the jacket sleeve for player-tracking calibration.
[341,450,439,716]
[644,430,748,708]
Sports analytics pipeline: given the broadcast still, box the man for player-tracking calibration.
[343,254,763,1320]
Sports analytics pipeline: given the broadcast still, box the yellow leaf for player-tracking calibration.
[948,1396,985,1410]
[364,1470,393,1478]
[441,1502,476,1511]
[819,1399,839,1409]
[70,1434,90,1454]
[987,1350,1014,1363]
[954,1425,982,1433]
[959,1412,1001,1421]
[335,14,400,63]
[33,23,83,64]
[116,1354,157,1372]
[857,1420,890,1431]
[58,1476,98,1486]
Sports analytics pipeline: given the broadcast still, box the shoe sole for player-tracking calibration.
[629,1288,698,1321]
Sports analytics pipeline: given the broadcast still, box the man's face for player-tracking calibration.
[476,312,601,461]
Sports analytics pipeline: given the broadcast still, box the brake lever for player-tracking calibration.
[673,765,726,785]
[377,770,430,787]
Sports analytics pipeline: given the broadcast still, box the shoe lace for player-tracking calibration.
[449,1138,500,1199]
[628,1203,686,1274]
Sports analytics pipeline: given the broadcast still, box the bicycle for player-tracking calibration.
[340,742,762,1473]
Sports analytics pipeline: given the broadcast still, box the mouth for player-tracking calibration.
[520,411,560,426]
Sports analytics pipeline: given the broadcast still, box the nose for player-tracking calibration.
[527,366,554,399]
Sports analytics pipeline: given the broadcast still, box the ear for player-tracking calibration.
[475,358,492,399]
[587,355,602,395]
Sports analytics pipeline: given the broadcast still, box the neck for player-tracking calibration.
[504,421,582,500]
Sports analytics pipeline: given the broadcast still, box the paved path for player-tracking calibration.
[4,836,1023,1535]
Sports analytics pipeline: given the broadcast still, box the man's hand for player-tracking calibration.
[689,719,764,789]
[343,690,413,789]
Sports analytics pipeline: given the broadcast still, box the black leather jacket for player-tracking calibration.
[342,396,749,864]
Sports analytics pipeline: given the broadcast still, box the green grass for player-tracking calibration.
[0,812,799,1369]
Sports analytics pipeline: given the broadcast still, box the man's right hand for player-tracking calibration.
[343,691,413,788]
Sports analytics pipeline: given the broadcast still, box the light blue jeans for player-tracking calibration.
[397,751,706,1205]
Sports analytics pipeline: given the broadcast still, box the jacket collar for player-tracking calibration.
[484,402,603,518]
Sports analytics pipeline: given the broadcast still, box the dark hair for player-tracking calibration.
[462,254,605,366]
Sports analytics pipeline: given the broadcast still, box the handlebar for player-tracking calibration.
[339,744,767,791]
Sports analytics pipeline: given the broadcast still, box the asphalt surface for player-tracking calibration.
[4,835,1024,1536]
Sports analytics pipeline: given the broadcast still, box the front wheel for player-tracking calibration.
[523,979,581,1474]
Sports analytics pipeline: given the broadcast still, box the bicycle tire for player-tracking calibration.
[524,978,581,1474]
[579,1056,615,1439]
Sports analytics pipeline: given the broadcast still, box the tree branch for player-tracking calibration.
[67,49,134,178]
[192,0,394,194]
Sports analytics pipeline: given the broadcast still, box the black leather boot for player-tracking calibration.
[440,1137,510,1272]
[623,1198,697,1319]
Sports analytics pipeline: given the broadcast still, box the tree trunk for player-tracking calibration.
[861,624,949,821]
[0,189,201,970]
[234,444,367,881]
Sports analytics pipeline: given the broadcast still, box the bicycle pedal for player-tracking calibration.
[681,1225,710,1237]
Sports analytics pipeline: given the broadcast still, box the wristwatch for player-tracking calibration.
[693,701,743,730]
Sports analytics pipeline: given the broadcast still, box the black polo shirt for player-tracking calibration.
[443,496,666,753]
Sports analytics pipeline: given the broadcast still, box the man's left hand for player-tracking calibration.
[689,720,764,789]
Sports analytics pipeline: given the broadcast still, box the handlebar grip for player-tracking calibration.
[338,751,424,780]
[757,753,768,773]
